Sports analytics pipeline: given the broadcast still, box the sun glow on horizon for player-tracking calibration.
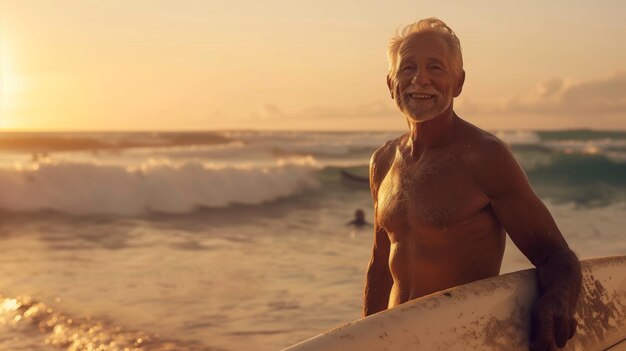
[1,40,12,127]
[0,38,6,123]
[1,38,24,129]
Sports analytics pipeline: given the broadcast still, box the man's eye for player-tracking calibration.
[430,65,443,71]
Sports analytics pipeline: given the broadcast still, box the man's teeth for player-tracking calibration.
[410,93,433,99]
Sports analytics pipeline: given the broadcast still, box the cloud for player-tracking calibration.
[243,103,285,122]
[472,71,626,116]
[537,78,565,98]
[560,72,626,113]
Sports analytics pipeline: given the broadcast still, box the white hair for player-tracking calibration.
[387,17,463,79]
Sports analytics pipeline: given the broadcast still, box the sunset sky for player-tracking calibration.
[1,1,625,131]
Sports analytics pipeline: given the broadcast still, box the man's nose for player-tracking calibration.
[411,72,430,86]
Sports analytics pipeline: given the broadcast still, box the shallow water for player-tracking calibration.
[1,199,624,350]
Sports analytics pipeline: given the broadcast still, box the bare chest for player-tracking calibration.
[377,149,486,235]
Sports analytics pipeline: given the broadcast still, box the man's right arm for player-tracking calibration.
[363,220,392,316]
[363,143,394,317]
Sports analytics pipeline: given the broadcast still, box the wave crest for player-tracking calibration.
[0,160,320,215]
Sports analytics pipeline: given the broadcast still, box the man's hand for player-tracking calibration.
[530,291,578,351]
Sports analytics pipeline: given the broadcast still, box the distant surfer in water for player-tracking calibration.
[363,18,581,351]
[347,209,372,227]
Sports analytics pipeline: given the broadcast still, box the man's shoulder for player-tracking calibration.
[455,119,528,195]
[369,134,405,194]
[371,135,403,165]
[455,119,512,162]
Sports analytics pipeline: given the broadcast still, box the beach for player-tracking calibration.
[0,130,625,350]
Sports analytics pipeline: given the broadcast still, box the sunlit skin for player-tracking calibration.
[390,33,457,123]
[363,31,582,351]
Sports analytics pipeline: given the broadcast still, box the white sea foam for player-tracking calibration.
[545,139,626,162]
[0,159,320,215]
[494,130,541,145]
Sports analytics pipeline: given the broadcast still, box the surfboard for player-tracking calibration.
[282,255,626,351]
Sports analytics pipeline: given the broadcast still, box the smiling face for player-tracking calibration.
[388,32,464,123]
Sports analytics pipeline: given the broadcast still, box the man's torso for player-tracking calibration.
[374,122,506,308]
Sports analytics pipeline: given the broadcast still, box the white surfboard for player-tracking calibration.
[283,256,626,351]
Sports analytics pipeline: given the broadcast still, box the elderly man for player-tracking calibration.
[363,18,581,351]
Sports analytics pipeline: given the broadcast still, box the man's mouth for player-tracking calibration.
[408,93,434,99]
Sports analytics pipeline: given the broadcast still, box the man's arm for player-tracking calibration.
[363,144,394,317]
[469,136,581,351]
[363,220,393,316]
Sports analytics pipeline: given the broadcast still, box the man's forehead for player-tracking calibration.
[398,32,450,61]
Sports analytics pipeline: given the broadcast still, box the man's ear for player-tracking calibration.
[454,70,466,97]
[387,75,394,99]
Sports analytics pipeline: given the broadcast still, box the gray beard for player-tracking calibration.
[396,94,451,122]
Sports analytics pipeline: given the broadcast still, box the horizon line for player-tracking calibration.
[1,127,625,133]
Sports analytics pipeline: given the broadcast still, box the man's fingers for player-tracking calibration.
[530,338,558,351]
[531,314,577,351]
[531,304,556,351]
[568,318,578,339]
[554,316,578,348]
[554,316,570,348]
[530,316,554,351]
[530,338,550,351]
[530,339,558,351]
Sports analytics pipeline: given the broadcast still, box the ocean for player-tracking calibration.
[0,129,624,351]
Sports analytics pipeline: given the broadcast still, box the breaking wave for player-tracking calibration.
[0,159,320,215]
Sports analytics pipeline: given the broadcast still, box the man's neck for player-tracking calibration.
[406,108,457,159]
